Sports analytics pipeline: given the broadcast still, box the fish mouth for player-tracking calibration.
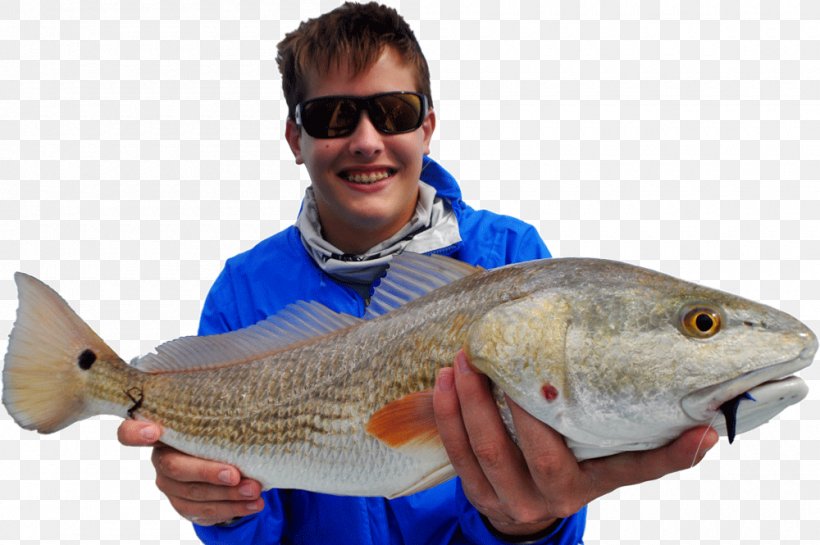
[681,343,815,443]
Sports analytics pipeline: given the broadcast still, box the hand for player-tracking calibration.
[117,420,265,526]
[433,350,719,538]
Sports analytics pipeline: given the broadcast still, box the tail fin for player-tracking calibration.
[3,273,121,433]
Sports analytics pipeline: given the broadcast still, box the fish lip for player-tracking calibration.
[680,343,816,422]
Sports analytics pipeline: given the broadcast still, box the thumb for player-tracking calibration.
[117,419,163,446]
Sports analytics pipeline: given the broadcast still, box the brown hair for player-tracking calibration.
[276,2,432,120]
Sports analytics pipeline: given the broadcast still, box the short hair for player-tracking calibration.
[276,2,433,120]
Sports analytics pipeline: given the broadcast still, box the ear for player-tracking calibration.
[421,109,436,155]
[285,118,305,165]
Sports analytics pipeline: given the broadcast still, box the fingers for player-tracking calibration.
[435,349,721,539]
[450,352,533,498]
[668,426,720,468]
[117,420,265,525]
[580,426,719,501]
[433,365,496,502]
[156,473,260,503]
[166,494,264,526]
[151,445,264,526]
[435,354,520,505]
[505,395,589,518]
[507,394,576,478]
[152,445,242,486]
[117,419,162,446]
[434,352,557,536]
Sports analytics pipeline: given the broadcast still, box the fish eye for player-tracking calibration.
[680,307,722,338]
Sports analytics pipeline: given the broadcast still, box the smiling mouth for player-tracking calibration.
[339,169,396,184]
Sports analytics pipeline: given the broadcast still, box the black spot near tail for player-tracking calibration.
[125,387,144,419]
[77,349,97,370]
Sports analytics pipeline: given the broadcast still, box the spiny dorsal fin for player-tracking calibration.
[365,253,481,319]
[134,300,363,373]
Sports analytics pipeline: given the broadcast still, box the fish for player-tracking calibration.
[2,253,816,498]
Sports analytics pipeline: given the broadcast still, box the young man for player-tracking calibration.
[118,3,718,544]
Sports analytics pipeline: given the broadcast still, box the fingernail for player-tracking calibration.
[694,431,719,463]
[246,501,262,512]
[239,483,256,498]
[455,351,471,374]
[140,426,158,442]
[701,435,719,457]
[218,469,234,485]
[436,368,454,392]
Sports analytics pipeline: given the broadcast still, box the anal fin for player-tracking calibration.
[386,463,456,499]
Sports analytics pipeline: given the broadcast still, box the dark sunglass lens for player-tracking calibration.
[370,94,423,133]
[300,93,424,138]
[302,97,359,138]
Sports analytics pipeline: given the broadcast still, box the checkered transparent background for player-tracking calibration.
[1,0,818,543]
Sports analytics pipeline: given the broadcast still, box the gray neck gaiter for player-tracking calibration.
[296,181,462,297]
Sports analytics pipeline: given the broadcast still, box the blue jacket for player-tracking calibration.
[194,157,587,544]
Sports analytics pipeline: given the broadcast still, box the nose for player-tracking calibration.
[347,111,384,158]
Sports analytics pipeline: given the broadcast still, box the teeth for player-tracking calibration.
[344,170,392,184]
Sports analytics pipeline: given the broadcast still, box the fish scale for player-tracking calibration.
[104,281,501,491]
[3,253,816,498]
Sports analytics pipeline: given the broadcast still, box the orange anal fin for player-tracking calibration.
[365,390,440,449]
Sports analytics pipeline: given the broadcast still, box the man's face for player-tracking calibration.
[285,48,436,254]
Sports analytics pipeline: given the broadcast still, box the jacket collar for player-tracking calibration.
[420,156,465,212]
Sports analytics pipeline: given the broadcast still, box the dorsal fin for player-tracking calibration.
[365,253,481,319]
[133,300,363,373]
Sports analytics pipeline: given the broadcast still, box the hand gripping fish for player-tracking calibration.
[2,254,816,498]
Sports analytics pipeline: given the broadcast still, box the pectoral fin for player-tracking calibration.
[365,390,441,450]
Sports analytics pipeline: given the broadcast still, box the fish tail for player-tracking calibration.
[3,273,124,433]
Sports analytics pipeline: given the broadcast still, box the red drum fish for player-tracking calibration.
[2,254,816,497]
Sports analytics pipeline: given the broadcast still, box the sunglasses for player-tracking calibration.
[294,91,428,139]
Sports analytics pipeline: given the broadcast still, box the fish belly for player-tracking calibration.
[159,426,451,497]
